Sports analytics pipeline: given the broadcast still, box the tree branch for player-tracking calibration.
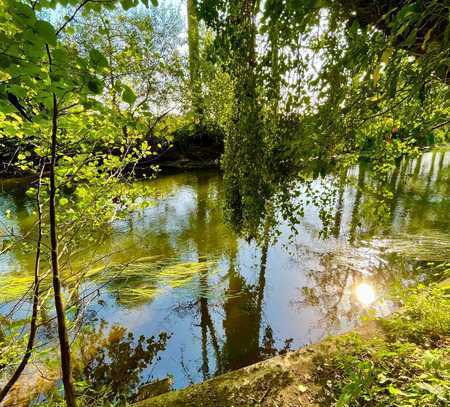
[0,163,44,403]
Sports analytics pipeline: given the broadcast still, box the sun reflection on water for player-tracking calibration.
[355,283,376,306]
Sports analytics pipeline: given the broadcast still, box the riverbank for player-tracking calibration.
[135,278,450,406]
[0,135,222,179]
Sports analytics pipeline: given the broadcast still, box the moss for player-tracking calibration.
[135,364,292,406]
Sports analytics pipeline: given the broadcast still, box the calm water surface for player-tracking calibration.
[0,148,449,391]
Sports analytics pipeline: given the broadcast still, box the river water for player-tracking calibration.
[0,148,449,395]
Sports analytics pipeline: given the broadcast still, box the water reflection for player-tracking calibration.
[74,323,169,404]
[0,149,449,393]
[355,283,376,306]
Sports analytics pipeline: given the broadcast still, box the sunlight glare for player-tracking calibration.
[356,283,376,306]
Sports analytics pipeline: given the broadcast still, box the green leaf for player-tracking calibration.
[121,0,136,10]
[151,0,158,6]
[89,49,109,68]
[380,47,393,65]
[388,385,405,396]
[0,55,12,69]
[35,20,57,46]
[397,3,417,21]
[415,382,439,394]
[122,85,137,104]
[0,71,11,82]
[11,2,35,24]
[87,78,104,94]
[422,27,434,50]
[8,85,27,98]
[373,65,381,85]
[59,197,69,206]
[52,48,67,65]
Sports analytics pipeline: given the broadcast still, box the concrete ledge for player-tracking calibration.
[134,321,381,407]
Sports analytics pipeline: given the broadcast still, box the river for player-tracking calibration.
[0,148,449,397]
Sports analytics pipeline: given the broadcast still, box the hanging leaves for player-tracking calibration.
[89,48,109,68]
[121,85,137,104]
[87,77,104,94]
[373,47,394,85]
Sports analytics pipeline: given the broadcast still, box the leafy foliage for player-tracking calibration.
[198,0,449,239]
[0,0,449,404]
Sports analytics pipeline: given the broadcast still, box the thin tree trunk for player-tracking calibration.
[0,165,44,403]
[187,0,202,119]
[349,164,366,244]
[49,90,77,407]
[256,219,269,318]
[332,174,346,239]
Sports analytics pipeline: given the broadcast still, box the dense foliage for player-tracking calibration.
[198,0,449,239]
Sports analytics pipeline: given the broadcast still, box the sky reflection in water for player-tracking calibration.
[0,148,449,391]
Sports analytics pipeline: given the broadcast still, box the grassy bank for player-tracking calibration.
[313,281,450,406]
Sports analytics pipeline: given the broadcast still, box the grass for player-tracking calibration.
[312,281,450,406]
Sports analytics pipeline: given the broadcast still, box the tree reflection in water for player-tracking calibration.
[1,150,448,396]
[296,151,450,331]
[73,322,170,404]
[179,174,293,381]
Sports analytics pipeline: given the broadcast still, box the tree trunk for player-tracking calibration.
[49,90,77,407]
[187,0,203,119]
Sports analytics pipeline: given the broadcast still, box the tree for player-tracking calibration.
[69,4,184,115]
[198,0,449,239]
[198,0,273,239]
[187,0,203,120]
[0,1,155,404]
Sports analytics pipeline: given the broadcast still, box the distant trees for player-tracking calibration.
[70,4,184,115]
